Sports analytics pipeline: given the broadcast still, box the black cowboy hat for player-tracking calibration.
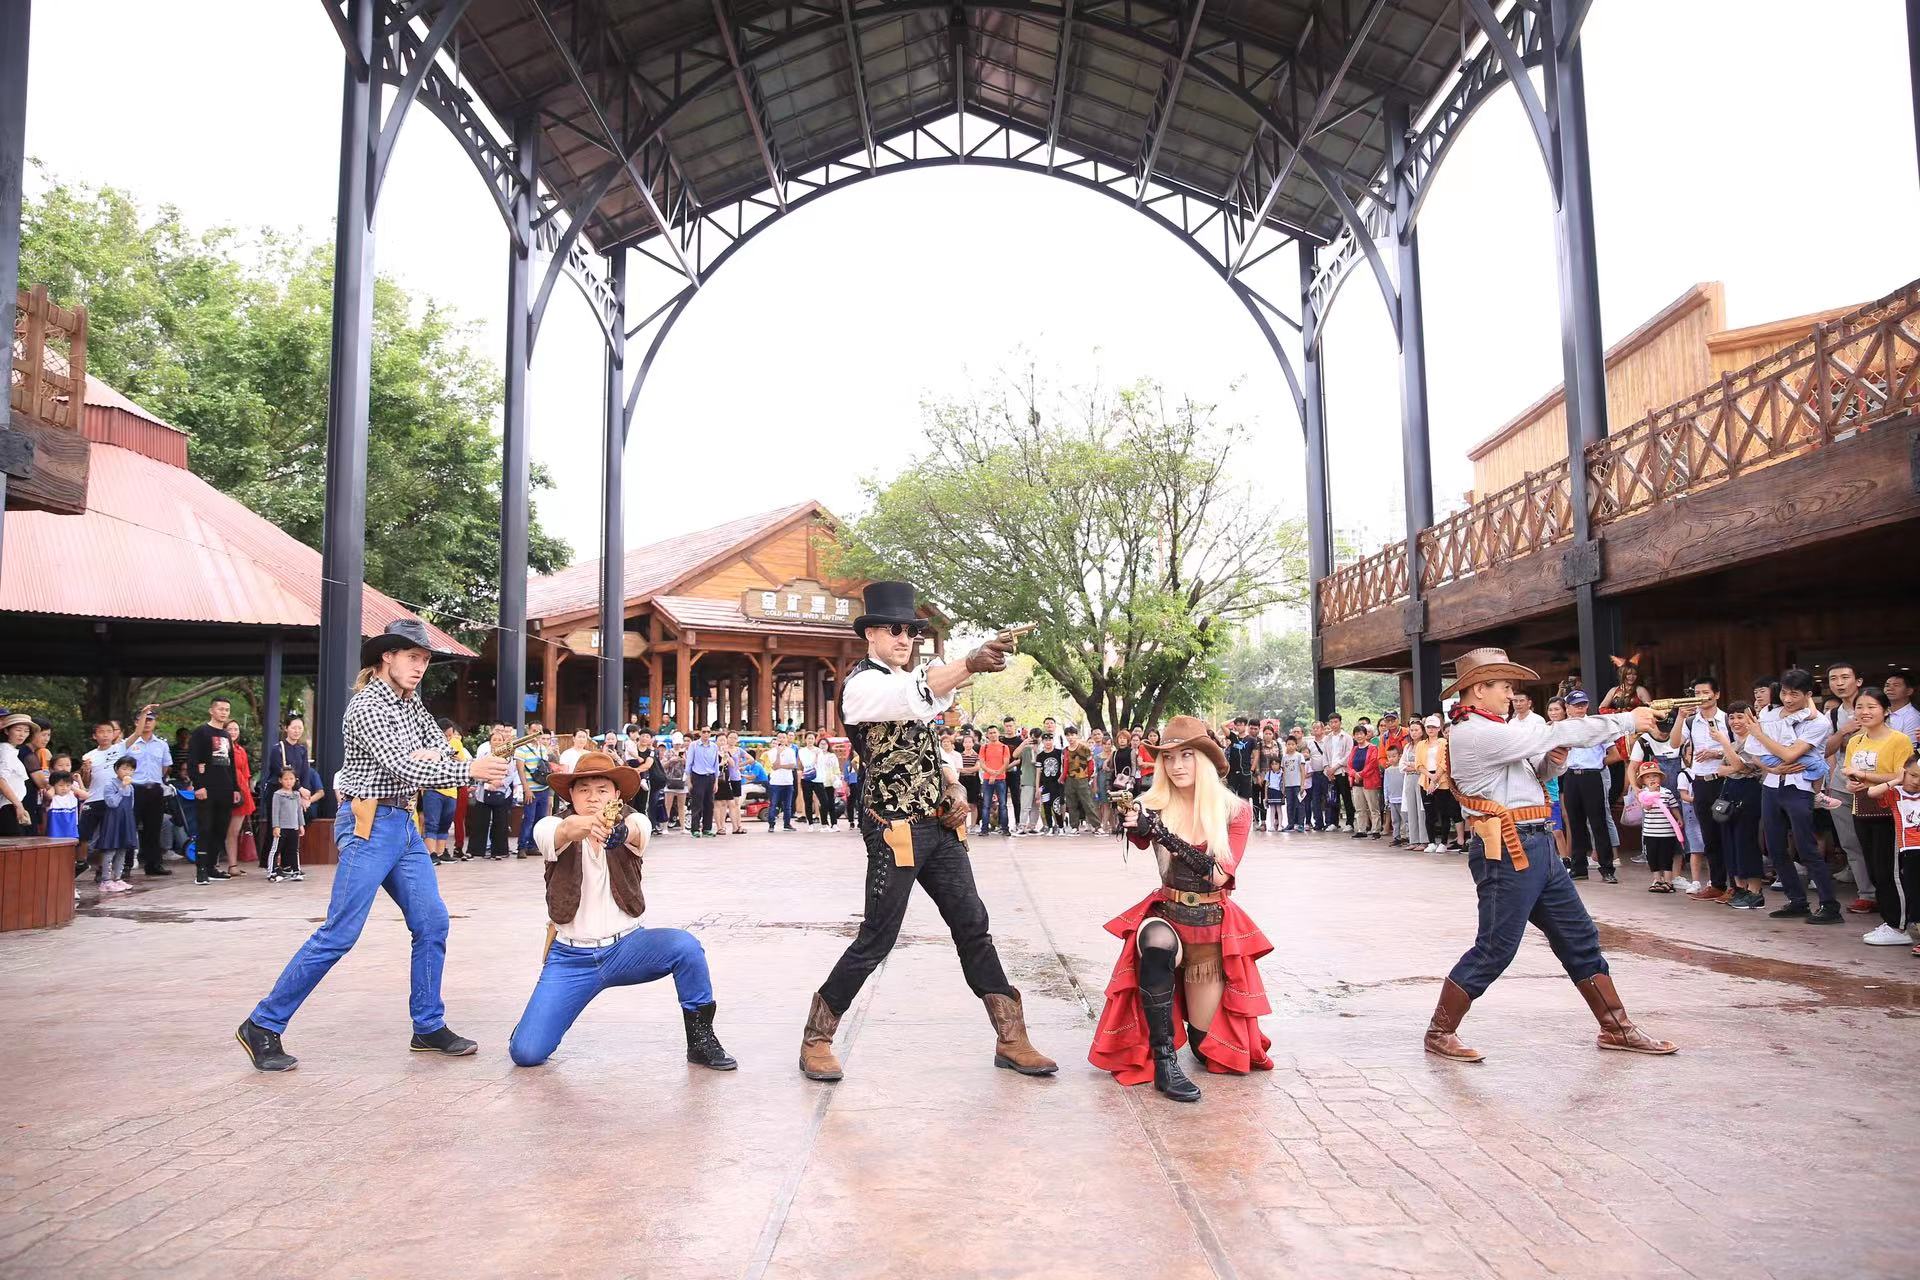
[361,616,446,667]
[852,581,925,635]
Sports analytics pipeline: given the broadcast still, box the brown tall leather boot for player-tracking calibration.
[1575,973,1678,1054]
[983,990,1058,1076]
[1423,978,1484,1062]
[798,992,844,1081]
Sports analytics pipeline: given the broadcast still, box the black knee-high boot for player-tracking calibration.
[1139,945,1200,1103]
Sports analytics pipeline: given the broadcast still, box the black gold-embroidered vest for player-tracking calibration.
[842,657,945,831]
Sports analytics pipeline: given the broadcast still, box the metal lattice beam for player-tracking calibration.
[712,0,789,210]
[1134,0,1207,205]
[1043,0,1075,170]
[838,0,878,168]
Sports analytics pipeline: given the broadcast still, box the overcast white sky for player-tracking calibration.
[24,1,1920,569]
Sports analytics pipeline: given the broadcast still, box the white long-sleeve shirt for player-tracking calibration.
[1449,711,1638,811]
[840,662,954,725]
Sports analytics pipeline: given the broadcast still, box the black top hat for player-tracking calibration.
[852,581,923,635]
[361,616,444,667]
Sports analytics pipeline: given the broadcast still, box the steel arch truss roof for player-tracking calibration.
[445,0,1481,270]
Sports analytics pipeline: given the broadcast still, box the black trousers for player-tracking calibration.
[134,784,167,871]
[818,818,1015,1015]
[812,781,838,826]
[797,778,821,823]
[1562,769,1614,874]
[1333,774,1354,825]
[1690,775,1728,889]
[197,774,235,871]
[1005,769,1022,824]
[689,772,716,834]
[468,800,512,857]
[270,828,302,874]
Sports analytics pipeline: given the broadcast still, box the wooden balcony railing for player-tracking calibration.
[11,284,88,430]
[1318,275,1920,628]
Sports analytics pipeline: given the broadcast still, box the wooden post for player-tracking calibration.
[676,646,691,732]
[540,639,560,730]
[754,655,773,733]
[647,656,664,732]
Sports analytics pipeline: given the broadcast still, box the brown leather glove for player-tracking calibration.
[965,638,1013,674]
[940,781,971,830]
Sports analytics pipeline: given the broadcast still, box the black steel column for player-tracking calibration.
[315,0,379,800]
[497,114,537,731]
[1548,0,1613,697]
[1387,101,1441,711]
[1908,0,1920,191]
[0,0,30,576]
[597,250,627,733]
[1299,242,1335,721]
[263,632,283,744]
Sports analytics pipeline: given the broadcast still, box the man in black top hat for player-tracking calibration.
[798,582,1058,1082]
[236,619,510,1072]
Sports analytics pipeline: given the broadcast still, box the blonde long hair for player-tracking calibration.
[1140,749,1241,853]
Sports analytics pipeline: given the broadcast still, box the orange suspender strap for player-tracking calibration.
[1449,789,1552,871]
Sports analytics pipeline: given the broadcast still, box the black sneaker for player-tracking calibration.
[1805,903,1843,925]
[207,868,231,881]
[235,1019,297,1071]
[1730,891,1765,910]
[1769,902,1811,919]
[1600,869,1618,884]
[410,1025,478,1056]
[1570,872,1589,881]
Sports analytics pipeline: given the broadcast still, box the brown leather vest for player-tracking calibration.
[543,807,646,928]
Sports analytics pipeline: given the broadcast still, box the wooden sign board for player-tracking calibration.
[0,417,89,515]
[561,628,645,658]
[744,578,858,624]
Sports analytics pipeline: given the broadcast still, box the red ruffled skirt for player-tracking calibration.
[1087,890,1275,1084]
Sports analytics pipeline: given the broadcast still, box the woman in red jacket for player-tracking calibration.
[1089,715,1274,1102]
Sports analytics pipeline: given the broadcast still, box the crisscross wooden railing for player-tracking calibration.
[11,284,88,429]
[1317,276,1920,628]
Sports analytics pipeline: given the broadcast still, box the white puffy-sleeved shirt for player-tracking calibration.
[533,810,651,943]
[840,661,955,726]
[1448,710,1639,811]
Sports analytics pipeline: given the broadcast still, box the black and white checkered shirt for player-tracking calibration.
[337,678,472,801]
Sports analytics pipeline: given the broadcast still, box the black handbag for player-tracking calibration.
[1710,792,1744,824]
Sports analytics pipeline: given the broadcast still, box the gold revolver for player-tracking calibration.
[1647,695,1709,729]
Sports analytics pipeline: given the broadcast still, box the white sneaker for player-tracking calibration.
[1427,842,1443,853]
[1863,923,1909,946]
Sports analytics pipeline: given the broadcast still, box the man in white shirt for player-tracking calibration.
[1743,667,1843,923]
[1885,673,1920,744]
[507,751,735,1071]
[766,733,800,831]
[1322,714,1354,830]
[1820,662,1874,912]
[1560,692,1617,881]
[1670,676,1731,899]
[800,581,1055,1084]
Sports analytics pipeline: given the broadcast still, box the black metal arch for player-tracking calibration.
[615,118,1310,452]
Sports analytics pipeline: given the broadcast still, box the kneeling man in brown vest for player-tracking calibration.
[508,751,735,1070]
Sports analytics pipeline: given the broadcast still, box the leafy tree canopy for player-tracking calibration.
[19,171,570,636]
[1213,630,1400,729]
[834,363,1307,731]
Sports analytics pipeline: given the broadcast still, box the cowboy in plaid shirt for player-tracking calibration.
[236,620,510,1072]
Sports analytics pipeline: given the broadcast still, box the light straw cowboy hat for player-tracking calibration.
[1439,647,1540,700]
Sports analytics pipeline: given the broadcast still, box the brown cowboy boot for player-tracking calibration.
[1575,973,1678,1054]
[983,990,1058,1076]
[1423,978,1485,1062]
[798,992,844,1081]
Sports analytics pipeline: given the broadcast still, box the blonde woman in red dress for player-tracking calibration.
[1089,715,1274,1102]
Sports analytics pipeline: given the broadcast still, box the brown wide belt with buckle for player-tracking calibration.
[1161,887,1226,907]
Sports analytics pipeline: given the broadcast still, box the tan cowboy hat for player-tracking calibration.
[1440,647,1540,700]
[1143,715,1228,777]
[545,749,641,802]
[0,712,35,734]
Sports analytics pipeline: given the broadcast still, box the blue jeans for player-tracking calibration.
[251,805,451,1035]
[1762,785,1837,908]
[1447,828,1608,998]
[1306,774,1329,828]
[979,778,1010,833]
[517,789,551,851]
[509,926,713,1066]
[767,783,795,828]
[421,790,455,840]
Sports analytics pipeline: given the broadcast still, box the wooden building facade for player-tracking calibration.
[456,501,940,735]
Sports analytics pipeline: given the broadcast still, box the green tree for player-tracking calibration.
[1214,629,1402,728]
[834,365,1308,731]
[19,173,569,636]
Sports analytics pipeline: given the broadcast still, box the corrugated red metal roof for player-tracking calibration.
[0,442,470,653]
[526,499,827,624]
[81,374,189,469]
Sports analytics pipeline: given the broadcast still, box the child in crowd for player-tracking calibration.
[1628,760,1684,892]
[269,767,306,883]
[1865,758,1920,953]
[1281,736,1307,831]
[45,770,80,840]
[1263,754,1287,833]
[1381,746,1404,845]
[93,756,140,894]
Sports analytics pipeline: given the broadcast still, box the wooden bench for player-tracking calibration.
[0,837,78,931]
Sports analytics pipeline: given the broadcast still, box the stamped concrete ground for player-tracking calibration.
[3,825,1916,1280]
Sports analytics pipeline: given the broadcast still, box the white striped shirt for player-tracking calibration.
[1634,785,1681,838]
